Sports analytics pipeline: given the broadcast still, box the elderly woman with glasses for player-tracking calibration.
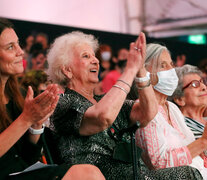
[170,64,207,171]
[171,64,207,139]
[135,44,207,179]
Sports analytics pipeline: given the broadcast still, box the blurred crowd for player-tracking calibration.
[1,17,207,180]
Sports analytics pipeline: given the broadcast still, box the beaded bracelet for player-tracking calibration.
[136,80,151,90]
[113,85,128,94]
[117,79,131,88]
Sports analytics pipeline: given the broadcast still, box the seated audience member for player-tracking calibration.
[102,48,129,93]
[26,42,43,70]
[96,44,114,80]
[31,50,47,70]
[198,58,207,86]
[175,54,186,67]
[21,70,48,97]
[0,18,105,180]
[135,43,207,179]
[94,44,115,95]
[35,32,49,51]
[47,31,202,179]
[170,64,207,139]
[23,34,35,60]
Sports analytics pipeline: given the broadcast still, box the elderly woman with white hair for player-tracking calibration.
[47,31,202,179]
[135,43,207,179]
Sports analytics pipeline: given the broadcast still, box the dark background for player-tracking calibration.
[10,18,207,66]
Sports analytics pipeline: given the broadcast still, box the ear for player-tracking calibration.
[61,66,73,79]
[174,97,185,107]
[150,73,158,86]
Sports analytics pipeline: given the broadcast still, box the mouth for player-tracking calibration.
[15,60,23,64]
[199,94,207,97]
[90,68,98,73]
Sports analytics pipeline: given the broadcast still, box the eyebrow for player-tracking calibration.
[1,40,19,48]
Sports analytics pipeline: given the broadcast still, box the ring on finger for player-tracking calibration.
[134,47,141,52]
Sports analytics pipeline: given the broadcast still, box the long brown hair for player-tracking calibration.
[0,18,24,132]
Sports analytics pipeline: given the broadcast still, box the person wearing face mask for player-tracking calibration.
[101,48,129,93]
[96,44,114,80]
[132,43,207,179]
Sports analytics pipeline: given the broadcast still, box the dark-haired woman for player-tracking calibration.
[0,18,105,180]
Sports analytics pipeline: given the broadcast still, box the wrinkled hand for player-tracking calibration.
[201,123,207,150]
[202,123,207,140]
[21,84,59,126]
[126,32,146,74]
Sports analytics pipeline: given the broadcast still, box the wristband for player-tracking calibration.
[135,72,150,83]
[137,80,151,90]
[29,124,45,135]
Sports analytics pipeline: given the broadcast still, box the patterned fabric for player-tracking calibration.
[136,101,207,179]
[184,117,205,139]
[184,117,207,165]
[51,89,203,180]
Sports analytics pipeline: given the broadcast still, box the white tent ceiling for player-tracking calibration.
[143,0,207,37]
[0,0,207,38]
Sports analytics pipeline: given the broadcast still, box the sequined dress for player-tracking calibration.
[51,88,202,180]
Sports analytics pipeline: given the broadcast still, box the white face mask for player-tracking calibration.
[101,51,111,61]
[154,68,178,96]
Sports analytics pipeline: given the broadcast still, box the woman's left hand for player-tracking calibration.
[126,32,147,75]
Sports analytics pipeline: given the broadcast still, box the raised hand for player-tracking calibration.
[21,84,59,126]
[126,32,146,75]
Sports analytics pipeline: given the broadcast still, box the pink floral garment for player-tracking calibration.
[135,101,207,179]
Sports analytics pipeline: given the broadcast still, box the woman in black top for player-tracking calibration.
[47,31,203,179]
[0,18,105,180]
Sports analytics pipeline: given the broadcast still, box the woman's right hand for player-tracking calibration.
[201,123,207,146]
[21,84,59,126]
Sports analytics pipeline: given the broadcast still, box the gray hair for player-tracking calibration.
[170,64,202,100]
[47,31,99,87]
[145,43,169,73]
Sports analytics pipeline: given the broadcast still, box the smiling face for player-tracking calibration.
[182,73,207,108]
[0,28,24,77]
[66,43,99,87]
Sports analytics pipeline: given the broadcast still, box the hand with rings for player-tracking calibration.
[126,32,146,74]
[134,47,141,52]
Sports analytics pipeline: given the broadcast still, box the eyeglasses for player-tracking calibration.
[182,79,205,90]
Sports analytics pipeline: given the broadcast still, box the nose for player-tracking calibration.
[91,56,99,64]
[16,44,24,56]
[201,81,207,91]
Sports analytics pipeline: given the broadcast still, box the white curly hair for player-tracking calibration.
[46,31,99,87]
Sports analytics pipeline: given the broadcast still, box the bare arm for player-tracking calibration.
[130,78,158,127]
[80,32,153,135]
[0,84,59,157]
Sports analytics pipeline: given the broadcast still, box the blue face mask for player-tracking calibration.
[154,68,178,96]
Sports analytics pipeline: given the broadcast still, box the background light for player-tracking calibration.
[188,34,206,45]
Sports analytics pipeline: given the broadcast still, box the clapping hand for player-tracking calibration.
[21,84,59,127]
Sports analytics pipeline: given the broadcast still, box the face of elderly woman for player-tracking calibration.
[69,43,99,84]
[182,73,207,107]
[148,50,175,85]
[0,28,24,76]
